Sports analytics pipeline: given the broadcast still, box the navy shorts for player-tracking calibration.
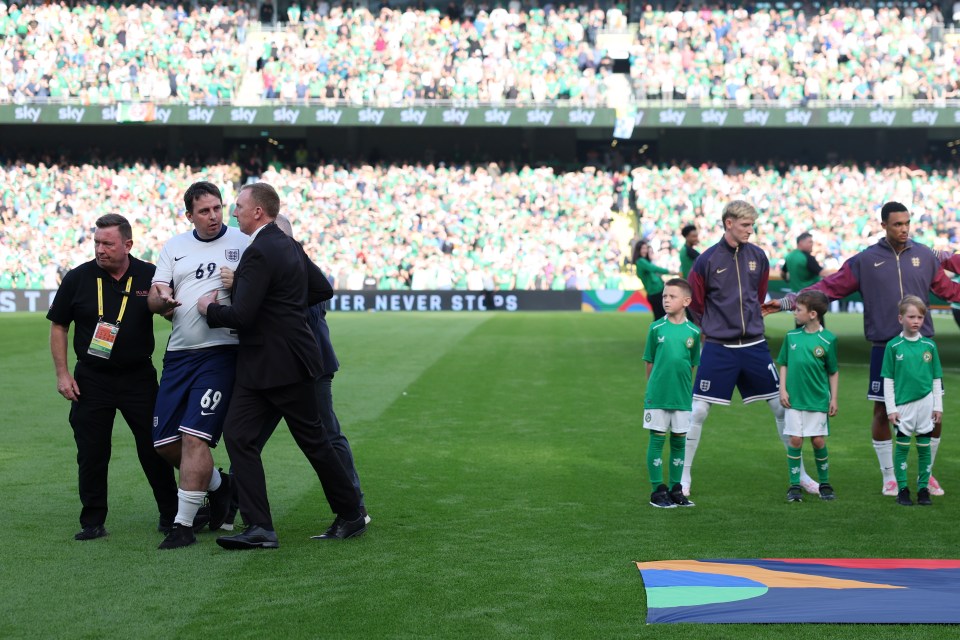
[693,340,780,405]
[153,347,237,447]
[868,345,885,402]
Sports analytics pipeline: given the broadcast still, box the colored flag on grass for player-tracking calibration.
[637,559,960,623]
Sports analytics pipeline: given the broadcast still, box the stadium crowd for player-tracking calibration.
[2,158,959,291]
[1,1,957,105]
[0,2,247,104]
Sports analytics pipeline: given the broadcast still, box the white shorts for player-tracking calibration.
[895,394,935,436]
[783,408,829,437]
[643,409,691,434]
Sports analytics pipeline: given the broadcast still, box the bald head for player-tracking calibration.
[275,213,293,237]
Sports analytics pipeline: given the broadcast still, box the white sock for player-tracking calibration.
[873,439,895,482]
[929,437,940,479]
[174,489,206,527]
[768,397,788,446]
[768,398,814,485]
[207,467,222,492]
[682,400,711,490]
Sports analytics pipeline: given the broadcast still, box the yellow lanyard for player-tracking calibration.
[97,277,132,324]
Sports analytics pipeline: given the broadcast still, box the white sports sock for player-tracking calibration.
[768,397,788,445]
[174,489,206,527]
[207,467,222,492]
[768,398,815,485]
[930,437,940,469]
[682,400,711,490]
[873,439,895,482]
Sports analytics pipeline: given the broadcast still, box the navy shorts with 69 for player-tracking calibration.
[693,340,780,405]
[153,346,237,448]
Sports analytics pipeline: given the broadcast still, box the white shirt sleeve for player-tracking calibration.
[883,378,897,416]
[933,379,944,413]
[153,242,173,286]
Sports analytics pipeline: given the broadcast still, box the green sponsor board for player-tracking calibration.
[0,104,614,127]
[5,104,960,128]
[634,106,960,128]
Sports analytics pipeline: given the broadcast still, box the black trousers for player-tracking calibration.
[228,374,365,524]
[69,362,178,528]
[224,376,361,530]
[649,292,666,320]
[258,373,364,502]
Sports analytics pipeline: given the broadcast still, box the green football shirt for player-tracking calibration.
[783,249,821,291]
[635,257,670,297]
[643,318,701,411]
[679,245,699,280]
[881,335,943,405]
[776,327,839,412]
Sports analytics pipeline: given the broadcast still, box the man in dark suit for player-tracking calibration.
[218,214,369,531]
[198,182,365,549]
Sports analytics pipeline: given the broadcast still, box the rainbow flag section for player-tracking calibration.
[581,290,651,312]
[637,559,960,623]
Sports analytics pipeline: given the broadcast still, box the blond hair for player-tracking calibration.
[721,200,758,225]
[898,294,927,317]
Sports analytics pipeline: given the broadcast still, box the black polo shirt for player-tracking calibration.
[47,257,157,370]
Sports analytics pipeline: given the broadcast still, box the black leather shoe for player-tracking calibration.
[216,525,279,550]
[75,525,108,541]
[311,516,366,540]
[160,508,208,534]
[158,523,197,550]
[207,470,231,531]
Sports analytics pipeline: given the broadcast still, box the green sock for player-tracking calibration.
[894,435,912,490]
[917,436,932,489]
[814,444,829,484]
[647,432,666,491]
[787,446,802,486]
[669,434,686,487]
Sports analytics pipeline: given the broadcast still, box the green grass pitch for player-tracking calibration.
[3,311,960,639]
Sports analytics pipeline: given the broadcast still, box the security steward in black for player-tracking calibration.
[48,214,177,541]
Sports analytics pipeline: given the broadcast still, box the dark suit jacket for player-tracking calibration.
[206,222,333,389]
[307,302,339,376]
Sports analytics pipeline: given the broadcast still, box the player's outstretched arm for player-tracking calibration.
[776,257,860,312]
[148,282,180,316]
[762,300,782,315]
[930,266,960,303]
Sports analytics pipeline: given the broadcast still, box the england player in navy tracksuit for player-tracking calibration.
[773,201,960,496]
[681,200,819,499]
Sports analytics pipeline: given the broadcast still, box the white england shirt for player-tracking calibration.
[153,225,248,351]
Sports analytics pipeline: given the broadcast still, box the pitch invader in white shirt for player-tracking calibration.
[148,181,248,549]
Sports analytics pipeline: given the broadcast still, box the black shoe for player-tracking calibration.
[669,483,695,507]
[164,507,209,533]
[786,485,803,502]
[917,487,932,506]
[158,523,197,550]
[818,483,836,501]
[311,516,367,540]
[896,488,913,506]
[648,485,675,509]
[207,470,232,531]
[193,504,211,531]
[216,525,279,550]
[158,517,174,534]
[75,525,108,541]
